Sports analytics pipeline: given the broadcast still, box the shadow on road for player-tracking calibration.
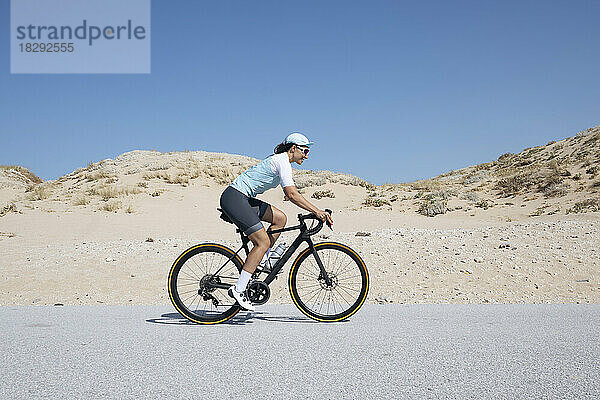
[145,311,331,326]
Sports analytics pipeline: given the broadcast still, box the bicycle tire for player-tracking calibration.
[168,243,243,324]
[289,242,369,322]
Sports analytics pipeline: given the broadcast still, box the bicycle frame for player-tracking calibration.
[210,215,331,289]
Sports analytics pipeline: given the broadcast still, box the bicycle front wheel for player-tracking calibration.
[168,243,243,324]
[289,242,369,322]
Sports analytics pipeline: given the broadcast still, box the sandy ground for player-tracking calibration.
[1,192,598,306]
[1,142,599,306]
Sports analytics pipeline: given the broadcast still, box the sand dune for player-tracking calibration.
[1,126,599,305]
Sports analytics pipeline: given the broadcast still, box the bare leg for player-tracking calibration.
[242,228,270,274]
[261,205,287,247]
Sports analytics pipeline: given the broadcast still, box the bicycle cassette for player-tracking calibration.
[246,281,270,305]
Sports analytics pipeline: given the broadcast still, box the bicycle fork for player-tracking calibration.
[306,238,333,287]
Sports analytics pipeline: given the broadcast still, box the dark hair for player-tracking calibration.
[274,142,294,154]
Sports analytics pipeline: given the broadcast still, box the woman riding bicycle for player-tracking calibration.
[220,132,334,311]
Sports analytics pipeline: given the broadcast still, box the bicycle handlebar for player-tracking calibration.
[298,209,332,236]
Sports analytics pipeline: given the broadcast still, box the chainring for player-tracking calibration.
[246,281,271,305]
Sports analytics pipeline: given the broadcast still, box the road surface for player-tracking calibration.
[1,304,598,399]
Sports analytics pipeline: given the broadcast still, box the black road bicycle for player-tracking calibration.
[168,209,369,324]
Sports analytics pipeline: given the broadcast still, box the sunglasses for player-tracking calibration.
[297,146,310,156]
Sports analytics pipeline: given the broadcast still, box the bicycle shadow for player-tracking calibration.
[145,310,340,326]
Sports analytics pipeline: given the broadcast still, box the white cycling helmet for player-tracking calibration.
[284,132,314,147]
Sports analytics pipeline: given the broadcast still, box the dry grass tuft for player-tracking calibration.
[410,179,445,192]
[73,196,90,206]
[101,200,121,212]
[26,184,52,201]
[0,165,43,184]
[88,185,143,201]
[85,170,115,181]
[204,165,240,185]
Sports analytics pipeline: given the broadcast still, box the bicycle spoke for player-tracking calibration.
[334,284,358,304]
[191,256,205,277]
[181,265,202,281]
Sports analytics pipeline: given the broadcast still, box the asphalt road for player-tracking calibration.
[1,304,598,399]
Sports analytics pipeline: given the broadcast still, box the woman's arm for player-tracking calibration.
[283,186,334,225]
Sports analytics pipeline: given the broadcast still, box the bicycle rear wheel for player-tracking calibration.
[289,242,369,322]
[168,243,243,324]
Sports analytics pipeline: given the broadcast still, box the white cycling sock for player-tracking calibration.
[235,270,252,293]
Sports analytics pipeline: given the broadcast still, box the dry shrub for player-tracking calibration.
[566,199,600,214]
[538,166,568,198]
[463,170,489,185]
[418,199,447,217]
[295,173,328,189]
[338,175,372,188]
[312,189,335,199]
[497,153,514,163]
[125,204,135,214]
[584,131,600,145]
[475,199,494,209]
[474,162,495,171]
[431,189,457,200]
[363,197,390,207]
[541,181,569,198]
[494,166,519,178]
[495,174,535,196]
[0,203,17,217]
[460,192,480,202]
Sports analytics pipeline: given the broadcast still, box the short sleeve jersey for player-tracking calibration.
[230,152,295,197]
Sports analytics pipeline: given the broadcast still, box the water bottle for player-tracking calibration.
[259,243,286,272]
[269,243,287,265]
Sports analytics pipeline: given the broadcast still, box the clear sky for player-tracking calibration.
[1,0,599,184]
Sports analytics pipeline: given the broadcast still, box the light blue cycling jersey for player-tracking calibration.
[230,152,295,198]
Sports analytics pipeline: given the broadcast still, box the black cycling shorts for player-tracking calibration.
[220,186,270,236]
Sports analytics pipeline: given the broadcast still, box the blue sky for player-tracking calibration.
[1,0,599,184]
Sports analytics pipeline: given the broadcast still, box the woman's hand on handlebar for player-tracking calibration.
[315,209,333,228]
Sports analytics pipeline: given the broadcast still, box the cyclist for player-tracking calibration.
[220,132,334,311]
